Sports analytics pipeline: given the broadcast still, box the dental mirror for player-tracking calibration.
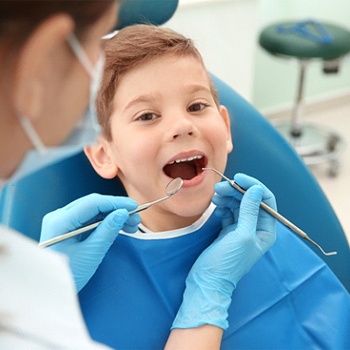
[203,167,337,256]
[128,177,183,214]
[39,177,183,248]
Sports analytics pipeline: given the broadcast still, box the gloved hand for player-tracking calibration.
[172,174,276,330]
[40,194,141,292]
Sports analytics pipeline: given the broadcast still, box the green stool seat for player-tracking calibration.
[259,19,350,176]
[260,21,350,60]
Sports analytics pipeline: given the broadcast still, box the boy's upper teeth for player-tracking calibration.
[169,155,203,164]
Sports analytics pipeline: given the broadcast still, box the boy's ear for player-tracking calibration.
[84,139,119,179]
[219,105,233,154]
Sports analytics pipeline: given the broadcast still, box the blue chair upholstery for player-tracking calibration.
[115,0,179,30]
[213,75,350,292]
[0,152,126,240]
[1,74,349,291]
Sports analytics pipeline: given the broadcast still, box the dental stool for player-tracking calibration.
[259,19,350,176]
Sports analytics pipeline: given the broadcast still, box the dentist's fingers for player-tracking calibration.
[41,194,138,239]
[234,173,276,210]
[213,174,276,211]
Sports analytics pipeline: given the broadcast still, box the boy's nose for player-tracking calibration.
[170,116,197,140]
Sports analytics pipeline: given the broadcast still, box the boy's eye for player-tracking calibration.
[188,102,207,112]
[137,112,158,121]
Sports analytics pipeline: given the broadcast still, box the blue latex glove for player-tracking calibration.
[172,174,276,330]
[40,194,141,292]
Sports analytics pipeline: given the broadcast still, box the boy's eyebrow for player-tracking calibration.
[187,84,212,95]
[123,84,212,112]
[123,94,158,112]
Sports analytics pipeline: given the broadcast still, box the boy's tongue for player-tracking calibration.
[164,162,197,180]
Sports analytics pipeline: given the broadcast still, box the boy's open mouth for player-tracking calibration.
[163,155,207,180]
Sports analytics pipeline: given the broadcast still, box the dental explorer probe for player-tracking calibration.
[203,167,337,256]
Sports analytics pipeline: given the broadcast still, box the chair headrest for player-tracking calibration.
[115,0,179,30]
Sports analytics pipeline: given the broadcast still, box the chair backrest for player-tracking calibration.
[115,0,179,30]
[212,75,349,291]
[1,74,349,292]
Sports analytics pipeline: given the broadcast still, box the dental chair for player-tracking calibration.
[115,0,179,30]
[1,73,349,291]
[0,1,349,293]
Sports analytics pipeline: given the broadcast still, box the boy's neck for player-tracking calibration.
[139,203,214,233]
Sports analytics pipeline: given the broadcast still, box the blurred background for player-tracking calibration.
[166,0,350,244]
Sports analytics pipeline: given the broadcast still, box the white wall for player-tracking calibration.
[167,0,259,102]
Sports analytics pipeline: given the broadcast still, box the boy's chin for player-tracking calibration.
[171,199,212,219]
[141,199,212,232]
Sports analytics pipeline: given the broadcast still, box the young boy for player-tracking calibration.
[82,25,350,349]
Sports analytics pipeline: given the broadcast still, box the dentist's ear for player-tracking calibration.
[84,138,119,179]
[14,14,74,121]
[219,105,233,154]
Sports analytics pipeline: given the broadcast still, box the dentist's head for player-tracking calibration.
[0,0,119,181]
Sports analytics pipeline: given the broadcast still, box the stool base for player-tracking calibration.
[274,121,346,176]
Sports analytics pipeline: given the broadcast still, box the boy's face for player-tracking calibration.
[88,54,232,231]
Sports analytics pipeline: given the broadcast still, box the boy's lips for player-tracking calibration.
[163,152,207,181]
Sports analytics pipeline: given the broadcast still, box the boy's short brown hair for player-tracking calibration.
[96,24,220,140]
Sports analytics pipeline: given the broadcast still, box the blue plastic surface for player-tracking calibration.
[276,20,334,45]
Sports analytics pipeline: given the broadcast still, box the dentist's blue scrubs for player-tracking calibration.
[79,205,350,349]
